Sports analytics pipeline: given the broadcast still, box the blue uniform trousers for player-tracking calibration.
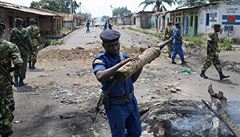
[172,43,184,60]
[106,98,141,137]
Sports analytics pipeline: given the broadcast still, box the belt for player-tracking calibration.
[110,92,134,104]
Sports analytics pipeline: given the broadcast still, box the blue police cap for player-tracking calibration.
[175,22,180,25]
[100,29,121,43]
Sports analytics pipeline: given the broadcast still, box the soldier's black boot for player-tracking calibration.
[32,63,36,69]
[219,71,230,80]
[200,70,208,79]
[29,61,32,69]
[14,76,19,87]
[19,78,27,86]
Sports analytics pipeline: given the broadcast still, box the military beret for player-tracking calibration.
[0,19,5,29]
[100,29,121,43]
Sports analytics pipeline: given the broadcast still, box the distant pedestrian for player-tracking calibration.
[164,22,173,58]
[0,19,23,137]
[27,19,40,69]
[86,20,90,33]
[200,24,229,80]
[171,22,187,65]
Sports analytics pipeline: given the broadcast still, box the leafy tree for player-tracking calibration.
[112,7,131,16]
[77,12,92,21]
[177,0,207,7]
[30,0,79,13]
[101,16,110,21]
[139,0,177,12]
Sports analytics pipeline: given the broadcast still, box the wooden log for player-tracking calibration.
[114,39,172,81]
[203,85,240,137]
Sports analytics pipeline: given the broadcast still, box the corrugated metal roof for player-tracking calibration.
[0,1,57,16]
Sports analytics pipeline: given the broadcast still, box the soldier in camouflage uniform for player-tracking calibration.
[27,19,40,69]
[164,22,173,58]
[0,19,23,137]
[10,18,32,86]
[200,24,229,80]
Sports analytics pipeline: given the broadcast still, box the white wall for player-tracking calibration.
[198,1,240,40]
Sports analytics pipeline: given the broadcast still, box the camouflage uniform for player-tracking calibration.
[27,23,40,69]
[10,19,32,86]
[200,24,229,80]
[202,32,222,72]
[0,38,23,136]
[164,26,173,57]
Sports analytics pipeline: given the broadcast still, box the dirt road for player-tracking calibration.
[12,26,240,137]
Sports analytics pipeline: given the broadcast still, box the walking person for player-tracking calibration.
[10,18,32,86]
[0,19,23,137]
[164,22,173,58]
[171,22,187,65]
[27,19,40,69]
[92,29,142,137]
[86,20,90,33]
[200,24,229,80]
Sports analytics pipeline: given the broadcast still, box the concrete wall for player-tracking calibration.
[122,16,131,25]
[198,1,240,40]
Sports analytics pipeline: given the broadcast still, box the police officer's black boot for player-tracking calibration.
[14,76,19,87]
[171,58,176,64]
[19,78,27,86]
[181,58,188,65]
[200,70,208,79]
[219,71,230,80]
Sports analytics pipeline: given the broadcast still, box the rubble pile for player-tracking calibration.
[140,100,239,137]
[222,61,240,73]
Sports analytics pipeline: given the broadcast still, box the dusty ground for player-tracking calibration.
[12,26,240,137]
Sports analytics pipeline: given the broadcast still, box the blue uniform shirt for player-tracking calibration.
[173,27,182,45]
[92,51,134,96]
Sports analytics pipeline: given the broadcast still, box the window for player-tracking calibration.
[190,16,193,27]
[206,13,209,26]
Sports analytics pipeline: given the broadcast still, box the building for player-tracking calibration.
[198,1,240,40]
[135,11,155,29]
[0,1,62,39]
[58,13,84,30]
[164,1,240,41]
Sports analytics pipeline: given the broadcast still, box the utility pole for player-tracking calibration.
[70,0,73,30]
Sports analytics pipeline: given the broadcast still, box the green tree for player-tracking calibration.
[139,0,177,12]
[30,0,79,13]
[101,15,110,21]
[177,0,207,7]
[112,7,131,16]
[77,12,92,21]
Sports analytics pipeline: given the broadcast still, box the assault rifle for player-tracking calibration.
[12,33,32,54]
[0,64,16,86]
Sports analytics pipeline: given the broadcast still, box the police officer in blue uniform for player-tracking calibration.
[92,29,142,137]
[172,22,187,65]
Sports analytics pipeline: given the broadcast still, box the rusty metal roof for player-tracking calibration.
[0,1,57,16]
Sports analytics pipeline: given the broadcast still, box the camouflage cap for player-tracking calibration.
[214,24,221,28]
[0,19,5,29]
[29,18,36,24]
[15,18,23,25]
[100,29,121,43]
